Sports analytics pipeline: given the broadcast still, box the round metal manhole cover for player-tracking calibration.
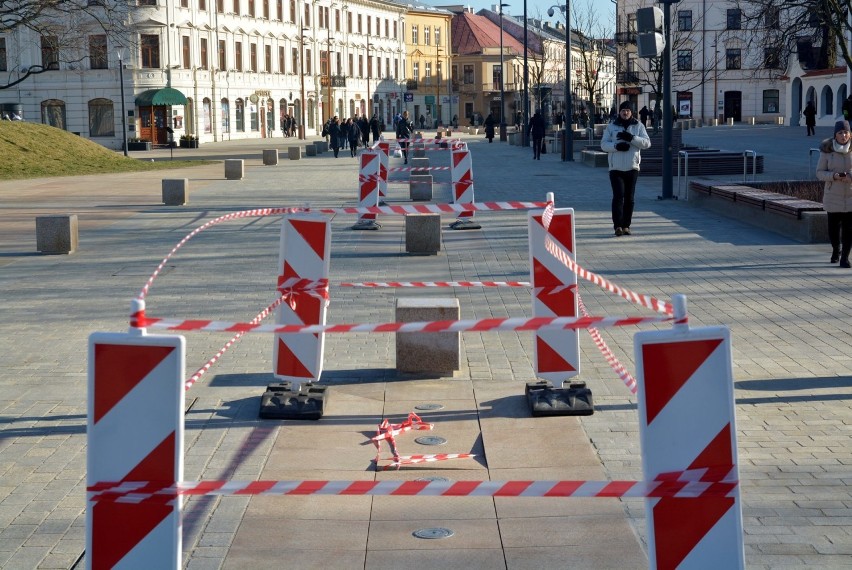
[415,476,451,482]
[413,527,454,540]
[414,403,444,411]
[414,436,447,446]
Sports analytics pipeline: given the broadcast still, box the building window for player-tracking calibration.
[199,0,206,10]
[358,54,363,77]
[141,35,160,69]
[320,49,328,75]
[336,9,341,31]
[200,38,209,70]
[435,27,441,47]
[305,48,311,74]
[203,98,212,133]
[278,46,285,72]
[41,99,67,129]
[463,64,474,84]
[233,0,240,15]
[219,40,227,71]
[411,25,418,44]
[765,7,780,29]
[217,0,224,13]
[182,36,190,68]
[292,47,298,73]
[763,89,779,113]
[385,19,389,37]
[437,60,442,80]
[221,98,230,132]
[304,3,310,26]
[727,9,741,30]
[88,98,115,137]
[413,61,419,80]
[763,48,780,69]
[250,43,257,71]
[181,0,188,7]
[357,14,362,34]
[235,41,243,71]
[263,0,269,19]
[726,48,741,70]
[386,57,390,78]
[265,45,271,71]
[678,10,692,31]
[349,53,354,77]
[89,35,108,69]
[347,12,352,33]
[425,61,431,78]
[290,0,296,22]
[235,98,245,131]
[0,38,6,72]
[677,49,692,71]
[424,26,430,46]
[492,65,501,90]
[250,99,259,130]
[366,15,371,35]
[248,0,255,16]
[393,21,397,40]
[277,0,283,20]
[41,36,60,70]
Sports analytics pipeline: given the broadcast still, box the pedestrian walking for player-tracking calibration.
[639,105,650,127]
[339,117,349,150]
[600,101,651,237]
[395,110,413,164]
[484,112,496,143]
[328,117,341,158]
[347,118,361,157]
[816,120,852,267]
[370,113,381,143]
[528,110,546,160]
[359,116,370,147]
[804,101,817,136]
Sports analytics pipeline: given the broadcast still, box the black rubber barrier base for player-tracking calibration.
[526,380,594,417]
[449,219,481,230]
[259,381,329,420]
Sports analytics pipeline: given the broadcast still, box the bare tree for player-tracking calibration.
[570,0,614,124]
[1,0,132,90]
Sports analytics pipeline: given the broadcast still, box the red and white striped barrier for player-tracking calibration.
[89,473,737,502]
[340,280,531,288]
[389,166,452,172]
[133,314,673,334]
[450,144,477,228]
[317,201,542,216]
[634,296,744,569]
[273,214,331,385]
[396,137,462,144]
[87,330,185,569]
[529,203,580,382]
[376,140,389,201]
[355,151,381,229]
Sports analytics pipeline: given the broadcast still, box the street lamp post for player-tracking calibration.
[117,47,128,156]
[326,3,336,123]
[300,26,310,139]
[548,3,573,161]
[498,3,509,141]
[522,0,529,147]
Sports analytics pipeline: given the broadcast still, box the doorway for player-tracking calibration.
[139,106,169,145]
[724,91,742,122]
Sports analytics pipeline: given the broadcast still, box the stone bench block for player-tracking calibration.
[288,146,302,160]
[395,297,460,374]
[581,150,609,167]
[410,174,433,201]
[410,157,430,171]
[262,149,279,166]
[405,213,441,255]
[305,144,317,156]
[162,179,188,205]
[224,159,244,180]
[314,141,324,154]
[36,214,78,254]
[413,143,427,158]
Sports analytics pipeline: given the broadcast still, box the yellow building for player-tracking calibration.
[402,3,454,128]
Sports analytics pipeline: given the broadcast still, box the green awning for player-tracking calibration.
[135,87,188,106]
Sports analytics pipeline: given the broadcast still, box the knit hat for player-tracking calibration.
[619,101,632,112]
[835,120,851,134]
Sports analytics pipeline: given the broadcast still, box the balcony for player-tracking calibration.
[615,31,636,45]
[617,71,640,84]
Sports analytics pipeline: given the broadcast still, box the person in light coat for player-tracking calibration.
[600,101,651,236]
[816,119,852,267]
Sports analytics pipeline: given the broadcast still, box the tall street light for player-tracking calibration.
[498,3,509,141]
[325,2,337,123]
[300,25,310,139]
[548,3,573,161]
[522,0,528,147]
[117,46,128,156]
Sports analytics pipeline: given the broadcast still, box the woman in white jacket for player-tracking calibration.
[600,101,651,236]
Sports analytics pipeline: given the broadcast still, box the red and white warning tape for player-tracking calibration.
[544,235,674,316]
[131,314,673,334]
[380,454,476,469]
[389,166,452,172]
[89,475,737,502]
[396,137,462,144]
[577,294,637,394]
[341,280,531,288]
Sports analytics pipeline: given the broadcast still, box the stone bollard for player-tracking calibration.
[161,179,188,205]
[410,157,430,171]
[405,213,441,255]
[288,146,301,160]
[313,141,324,154]
[224,159,244,180]
[36,214,78,254]
[262,149,279,166]
[413,142,426,158]
[395,298,460,374]
[409,174,433,201]
[305,144,317,156]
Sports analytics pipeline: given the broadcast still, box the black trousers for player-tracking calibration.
[609,169,640,229]
[532,136,543,159]
[807,124,815,136]
[827,211,852,255]
[400,141,409,162]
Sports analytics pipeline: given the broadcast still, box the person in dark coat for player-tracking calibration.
[803,101,817,136]
[359,116,370,147]
[339,117,349,150]
[347,118,361,157]
[484,112,496,142]
[639,105,650,126]
[369,113,381,143]
[395,110,414,164]
[328,117,341,158]
[528,110,546,160]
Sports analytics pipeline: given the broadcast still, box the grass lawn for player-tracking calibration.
[0,121,212,180]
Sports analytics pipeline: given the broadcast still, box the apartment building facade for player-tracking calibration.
[0,0,411,148]
[402,3,453,128]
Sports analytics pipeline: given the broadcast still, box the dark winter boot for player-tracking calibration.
[831,247,840,263]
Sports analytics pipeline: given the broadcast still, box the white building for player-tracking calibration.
[0,0,412,149]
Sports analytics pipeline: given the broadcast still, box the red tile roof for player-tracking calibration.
[452,12,526,55]
[802,66,847,78]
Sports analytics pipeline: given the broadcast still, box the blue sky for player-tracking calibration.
[455,0,618,33]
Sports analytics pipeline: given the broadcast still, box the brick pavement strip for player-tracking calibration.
[0,129,851,568]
